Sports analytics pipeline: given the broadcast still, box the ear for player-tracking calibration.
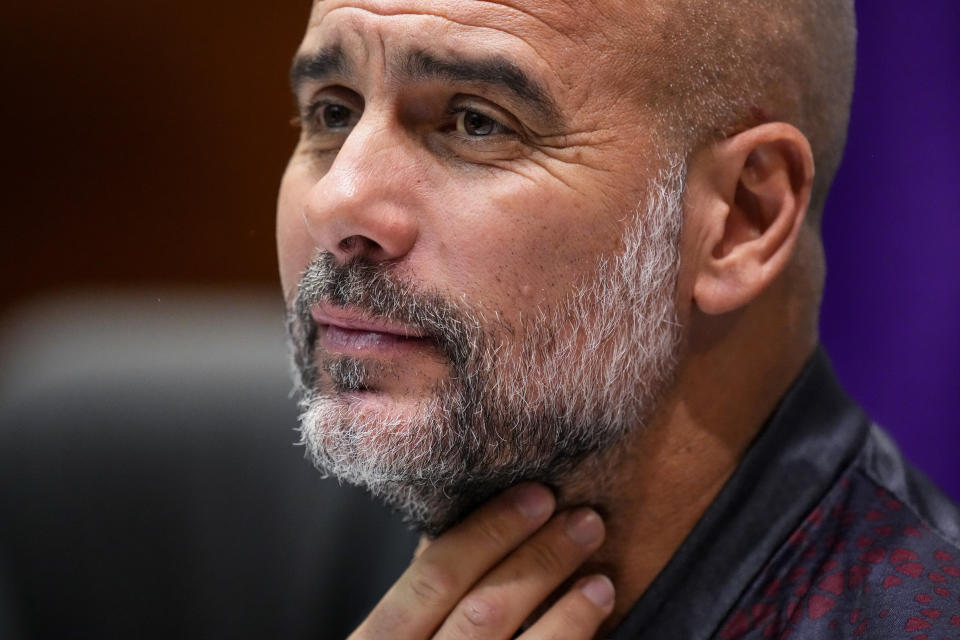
[688,123,814,315]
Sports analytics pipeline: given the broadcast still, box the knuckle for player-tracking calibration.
[526,538,566,575]
[455,592,507,630]
[406,560,458,608]
[473,515,512,550]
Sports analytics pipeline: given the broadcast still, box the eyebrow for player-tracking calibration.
[290,45,348,94]
[290,46,564,128]
[398,50,563,126]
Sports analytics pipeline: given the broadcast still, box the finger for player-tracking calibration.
[433,507,605,640]
[351,483,555,639]
[518,575,615,640]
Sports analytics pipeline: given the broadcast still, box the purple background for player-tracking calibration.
[822,3,960,502]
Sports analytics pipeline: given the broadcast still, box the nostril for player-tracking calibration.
[338,235,380,257]
[339,236,358,253]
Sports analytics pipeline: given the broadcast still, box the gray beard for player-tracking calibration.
[287,163,686,536]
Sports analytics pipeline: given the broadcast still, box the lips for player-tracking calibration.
[310,303,429,355]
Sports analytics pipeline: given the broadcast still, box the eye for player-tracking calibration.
[454,109,511,137]
[302,96,360,134]
[319,103,355,130]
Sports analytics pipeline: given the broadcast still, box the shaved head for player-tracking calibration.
[630,0,857,218]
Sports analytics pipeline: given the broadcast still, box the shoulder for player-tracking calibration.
[718,425,960,639]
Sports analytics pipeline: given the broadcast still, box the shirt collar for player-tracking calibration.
[610,347,872,639]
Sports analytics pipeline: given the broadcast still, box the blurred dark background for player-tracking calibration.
[0,1,308,309]
[0,4,957,501]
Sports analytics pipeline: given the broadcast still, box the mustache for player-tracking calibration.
[291,252,482,370]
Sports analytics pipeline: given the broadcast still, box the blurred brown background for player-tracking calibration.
[1,2,312,314]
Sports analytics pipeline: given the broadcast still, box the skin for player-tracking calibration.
[277,0,821,636]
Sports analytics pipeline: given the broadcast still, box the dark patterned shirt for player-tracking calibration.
[610,349,960,639]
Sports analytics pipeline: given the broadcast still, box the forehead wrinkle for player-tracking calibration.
[472,0,627,55]
[305,4,581,107]
[469,0,577,44]
[310,0,581,48]
[308,5,532,56]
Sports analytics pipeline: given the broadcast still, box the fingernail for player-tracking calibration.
[512,484,554,521]
[566,508,604,546]
[581,575,615,608]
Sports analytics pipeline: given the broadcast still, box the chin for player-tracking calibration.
[296,389,605,537]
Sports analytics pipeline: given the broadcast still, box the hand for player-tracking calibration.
[348,483,613,639]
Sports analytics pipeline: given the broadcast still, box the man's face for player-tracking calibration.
[278,0,685,533]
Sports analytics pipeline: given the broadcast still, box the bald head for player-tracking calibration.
[630,0,857,219]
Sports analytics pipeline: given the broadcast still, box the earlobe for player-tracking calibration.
[691,123,814,315]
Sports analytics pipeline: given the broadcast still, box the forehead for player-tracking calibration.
[306,0,615,41]
[299,0,645,112]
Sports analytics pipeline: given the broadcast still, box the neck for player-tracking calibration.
[556,322,816,632]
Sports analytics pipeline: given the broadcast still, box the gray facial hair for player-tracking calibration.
[286,161,686,536]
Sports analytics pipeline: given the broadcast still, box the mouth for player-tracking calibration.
[310,303,431,357]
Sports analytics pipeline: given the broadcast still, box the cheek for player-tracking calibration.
[276,168,315,303]
[432,177,623,313]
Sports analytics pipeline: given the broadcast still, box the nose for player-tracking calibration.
[301,118,421,264]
